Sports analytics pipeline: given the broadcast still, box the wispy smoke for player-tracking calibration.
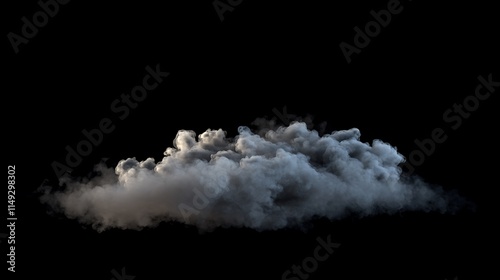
[40,120,462,232]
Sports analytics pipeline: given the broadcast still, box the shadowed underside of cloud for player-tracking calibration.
[40,121,462,232]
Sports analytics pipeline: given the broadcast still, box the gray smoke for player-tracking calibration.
[40,121,459,232]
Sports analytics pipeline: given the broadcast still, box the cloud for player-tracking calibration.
[40,121,463,232]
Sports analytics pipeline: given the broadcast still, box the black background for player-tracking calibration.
[3,0,498,279]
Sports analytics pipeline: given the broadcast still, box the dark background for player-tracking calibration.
[3,0,498,279]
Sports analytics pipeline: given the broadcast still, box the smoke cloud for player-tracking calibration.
[40,121,461,232]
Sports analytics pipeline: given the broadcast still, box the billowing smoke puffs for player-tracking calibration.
[41,121,457,232]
